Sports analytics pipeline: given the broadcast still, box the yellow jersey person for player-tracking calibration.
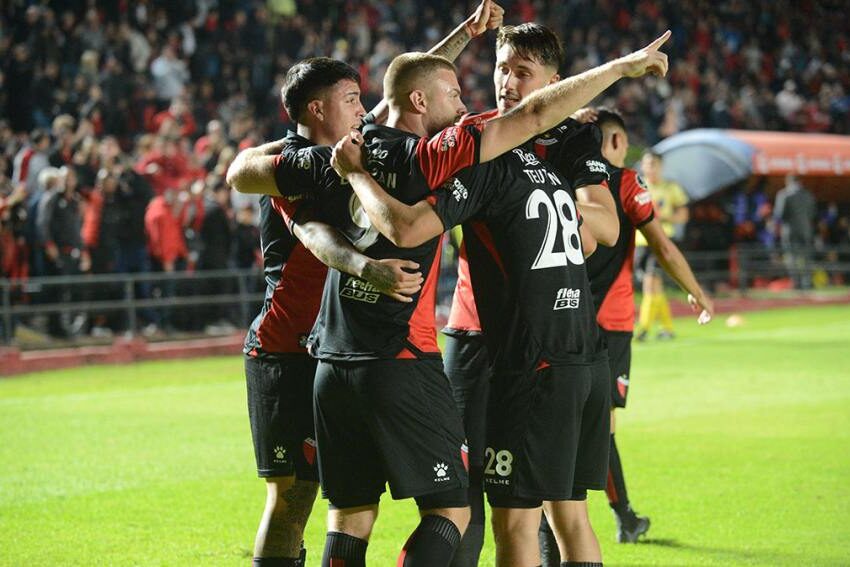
[634,151,689,340]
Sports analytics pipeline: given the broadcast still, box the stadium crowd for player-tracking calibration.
[1,0,849,337]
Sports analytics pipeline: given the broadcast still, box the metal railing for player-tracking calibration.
[0,268,266,345]
[2,246,850,346]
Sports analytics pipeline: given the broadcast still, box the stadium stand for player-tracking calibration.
[1,0,849,344]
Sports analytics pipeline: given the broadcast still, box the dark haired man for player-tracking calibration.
[229,57,424,567]
[570,107,713,548]
[329,31,672,567]
[227,4,505,565]
[435,23,621,566]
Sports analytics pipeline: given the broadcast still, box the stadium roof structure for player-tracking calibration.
[652,129,850,200]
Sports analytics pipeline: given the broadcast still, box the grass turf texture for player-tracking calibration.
[1,304,848,566]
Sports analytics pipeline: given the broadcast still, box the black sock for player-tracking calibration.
[322,531,368,567]
[561,562,603,566]
[398,514,462,567]
[606,434,630,516]
[450,465,484,567]
[539,513,561,567]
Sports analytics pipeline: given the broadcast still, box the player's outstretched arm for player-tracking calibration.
[226,139,288,195]
[332,132,444,248]
[639,217,714,324]
[367,0,503,123]
[479,31,671,163]
[292,218,424,302]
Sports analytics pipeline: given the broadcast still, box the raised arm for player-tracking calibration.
[639,217,714,324]
[479,31,671,163]
[367,0,504,123]
[226,139,288,195]
[332,132,444,248]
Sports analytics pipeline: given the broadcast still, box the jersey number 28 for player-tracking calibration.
[525,188,584,269]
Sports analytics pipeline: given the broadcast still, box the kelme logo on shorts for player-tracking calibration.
[433,462,450,482]
[273,446,287,463]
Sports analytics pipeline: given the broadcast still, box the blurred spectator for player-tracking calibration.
[149,97,197,138]
[37,166,89,337]
[774,174,817,289]
[150,45,189,103]
[144,186,188,330]
[198,180,235,331]
[13,129,51,197]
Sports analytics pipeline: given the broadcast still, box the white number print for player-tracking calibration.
[525,189,584,269]
[484,447,514,477]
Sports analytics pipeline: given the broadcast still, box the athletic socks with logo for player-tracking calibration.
[252,546,306,567]
[322,531,368,567]
[397,514,462,567]
[450,465,485,567]
[606,434,631,516]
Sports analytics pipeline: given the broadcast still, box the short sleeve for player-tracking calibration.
[272,145,326,198]
[621,169,655,228]
[537,121,610,189]
[415,124,484,189]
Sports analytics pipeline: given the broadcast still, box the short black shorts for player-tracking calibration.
[634,245,657,281]
[314,358,469,509]
[604,330,633,408]
[245,353,319,481]
[443,333,492,468]
[484,359,611,505]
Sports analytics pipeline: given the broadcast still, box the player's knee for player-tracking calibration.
[265,478,318,521]
[328,504,379,540]
[491,508,539,542]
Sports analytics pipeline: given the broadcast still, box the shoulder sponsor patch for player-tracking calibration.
[443,177,468,201]
[295,148,313,170]
[585,159,609,176]
[634,191,652,206]
[440,128,458,152]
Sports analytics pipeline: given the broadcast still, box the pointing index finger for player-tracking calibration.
[646,29,671,52]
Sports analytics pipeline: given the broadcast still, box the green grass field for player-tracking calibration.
[1,304,849,566]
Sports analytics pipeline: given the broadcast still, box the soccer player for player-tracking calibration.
[577,107,714,545]
[437,23,619,567]
[230,59,427,567]
[329,32,672,567]
[229,4,506,566]
[633,151,691,340]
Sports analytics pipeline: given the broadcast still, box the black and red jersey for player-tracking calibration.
[444,115,611,337]
[431,141,606,376]
[586,167,654,332]
[243,133,330,357]
[274,122,485,361]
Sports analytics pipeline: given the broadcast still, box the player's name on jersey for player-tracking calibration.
[340,276,381,304]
